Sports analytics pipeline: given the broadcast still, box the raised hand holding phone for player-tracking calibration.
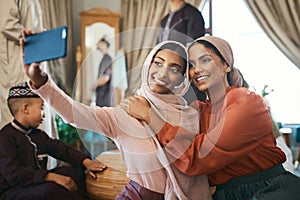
[20,30,48,89]
[24,26,68,65]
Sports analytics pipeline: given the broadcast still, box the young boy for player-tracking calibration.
[0,82,106,200]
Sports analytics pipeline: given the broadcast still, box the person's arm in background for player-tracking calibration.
[91,75,110,91]
[91,58,112,91]
[185,5,205,39]
[98,56,112,87]
[97,75,110,87]
[1,0,23,42]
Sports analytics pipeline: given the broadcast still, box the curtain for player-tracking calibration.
[244,0,300,70]
[121,0,203,96]
[39,0,74,94]
[38,0,73,165]
[0,0,45,128]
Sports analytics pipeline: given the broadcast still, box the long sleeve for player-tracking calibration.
[0,0,23,42]
[46,139,88,167]
[185,4,205,39]
[30,77,119,139]
[32,130,89,168]
[0,129,48,188]
[158,88,285,184]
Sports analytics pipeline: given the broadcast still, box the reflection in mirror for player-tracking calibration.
[76,7,120,165]
[85,22,115,106]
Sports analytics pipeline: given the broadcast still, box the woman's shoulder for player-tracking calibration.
[226,87,264,106]
[184,3,201,13]
[227,87,257,98]
[228,86,248,94]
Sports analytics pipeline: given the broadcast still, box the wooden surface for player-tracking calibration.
[86,149,130,200]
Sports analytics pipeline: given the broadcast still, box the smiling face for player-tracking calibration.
[188,42,231,93]
[148,49,185,94]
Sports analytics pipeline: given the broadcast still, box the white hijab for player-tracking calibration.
[136,41,211,200]
[137,40,199,133]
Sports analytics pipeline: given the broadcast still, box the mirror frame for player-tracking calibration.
[79,7,120,104]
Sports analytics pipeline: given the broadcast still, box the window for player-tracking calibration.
[201,0,300,124]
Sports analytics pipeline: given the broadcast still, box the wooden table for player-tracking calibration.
[86,149,130,200]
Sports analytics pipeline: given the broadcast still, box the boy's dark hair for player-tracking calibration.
[7,98,33,117]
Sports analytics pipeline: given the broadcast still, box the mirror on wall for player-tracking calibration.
[77,7,120,105]
[75,7,120,158]
[84,22,115,104]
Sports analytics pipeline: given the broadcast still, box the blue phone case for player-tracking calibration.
[24,26,68,64]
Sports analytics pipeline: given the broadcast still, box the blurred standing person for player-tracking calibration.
[157,0,205,45]
[0,0,58,169]
[0,0,43,128]
[91,38,113,107]
[157,0,207,104]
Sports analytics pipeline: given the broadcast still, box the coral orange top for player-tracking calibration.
[157,87,286,186]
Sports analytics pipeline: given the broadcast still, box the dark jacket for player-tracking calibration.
[157,3,205,45]
[0,120,89,194]
[96,53,113,107]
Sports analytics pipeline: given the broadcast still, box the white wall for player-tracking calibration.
[211,0,300,124]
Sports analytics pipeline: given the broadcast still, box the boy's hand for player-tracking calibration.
[44,172,78,192]
[82,158,107,179]
[20,29,47,89]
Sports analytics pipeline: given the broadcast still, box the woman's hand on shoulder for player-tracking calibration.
[120,95,151,124]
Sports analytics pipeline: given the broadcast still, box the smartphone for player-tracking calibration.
[24,26,68,64]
